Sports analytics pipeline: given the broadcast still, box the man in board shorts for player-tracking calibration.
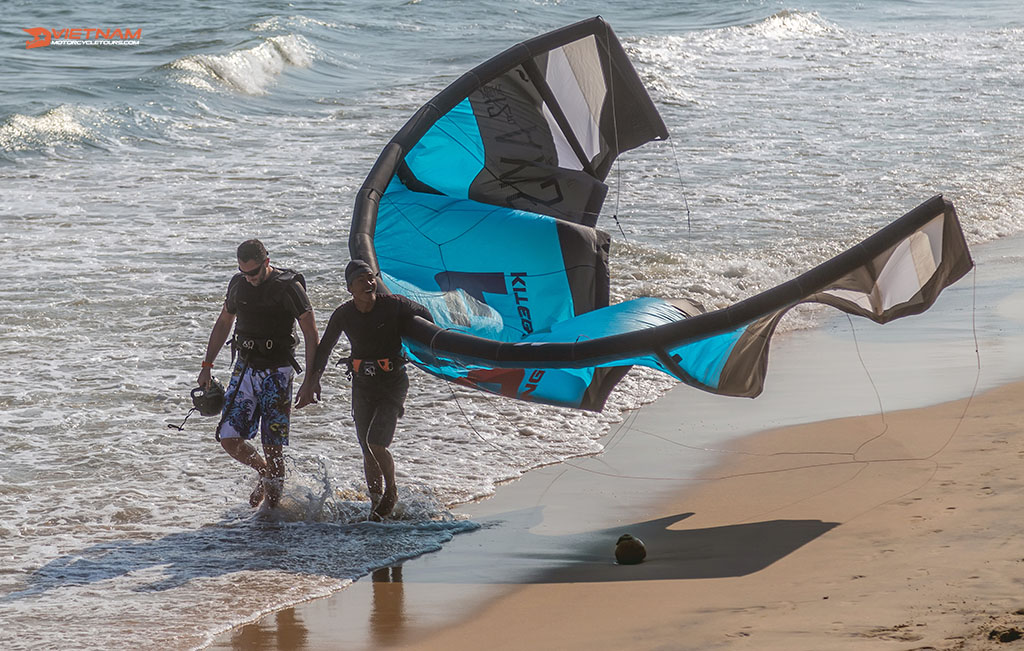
[198,239,319,507]
[296,259,432,521]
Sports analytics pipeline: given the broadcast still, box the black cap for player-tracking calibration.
[345,259,375,286]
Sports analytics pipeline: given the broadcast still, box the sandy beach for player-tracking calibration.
[210,237,1024,650]
[395,382,1024,651]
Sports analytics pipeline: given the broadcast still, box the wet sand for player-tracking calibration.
[208,236,1024,650]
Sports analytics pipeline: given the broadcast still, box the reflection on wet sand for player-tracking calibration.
[223,565,405,650]
[230,606,308,650]
[371,566,405,646]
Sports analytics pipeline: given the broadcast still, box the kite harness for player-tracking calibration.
[337,356,406,380]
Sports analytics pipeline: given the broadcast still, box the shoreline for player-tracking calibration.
[396,378,1024,650]
[208,235,1024,650]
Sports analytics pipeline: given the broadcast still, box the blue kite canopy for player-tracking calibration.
[350,17,974,411]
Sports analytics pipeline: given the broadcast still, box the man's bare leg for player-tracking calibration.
[367,443,397,520]
[220,439,283,507]
[363,447,383,520]
[261,444,284,508]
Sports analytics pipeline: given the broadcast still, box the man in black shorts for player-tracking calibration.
[296,259,432,520]
[198,239,319,507]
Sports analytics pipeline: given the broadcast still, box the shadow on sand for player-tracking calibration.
[535,511,839,583]
[371,507,840,586]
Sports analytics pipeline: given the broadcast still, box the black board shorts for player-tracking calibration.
[351,368,409,449]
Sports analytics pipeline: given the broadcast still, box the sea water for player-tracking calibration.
[3,1,1024,648]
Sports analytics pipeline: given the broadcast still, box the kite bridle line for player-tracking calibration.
[667,135,693,237]
[844,262,981,469]
[602,18,628,243]
[426,324,523,463]
[427,322,656,482]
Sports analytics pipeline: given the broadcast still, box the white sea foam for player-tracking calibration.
[169,34,315,95]
[0,105,97,151]
[742,10,842,39]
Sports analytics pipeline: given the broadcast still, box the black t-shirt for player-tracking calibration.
[313,294,432,375]
[225,268,311,366]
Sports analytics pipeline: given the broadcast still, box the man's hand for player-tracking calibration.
[295,377,321,408]
[197,366,212,389]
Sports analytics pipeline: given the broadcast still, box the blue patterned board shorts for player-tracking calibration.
[218,360,293,446]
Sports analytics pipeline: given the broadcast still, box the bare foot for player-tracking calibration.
[249,479,265,507]
[249,477,283,508]
[372,487,397,520]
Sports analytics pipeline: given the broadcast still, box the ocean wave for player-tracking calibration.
[625,12,845,109]
[249,15,339,33]
[0,105,101,152]
[0,102,191,158]
[168,34,315,95]
[739,10,842,39]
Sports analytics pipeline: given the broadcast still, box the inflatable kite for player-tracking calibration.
[350,17,973,411]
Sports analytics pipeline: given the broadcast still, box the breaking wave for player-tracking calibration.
[0,105,101,152]
[168,34,314,95]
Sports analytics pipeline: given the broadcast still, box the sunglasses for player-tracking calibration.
[238,260,266,277]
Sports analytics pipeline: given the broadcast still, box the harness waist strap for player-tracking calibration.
[351,357,402,376]
[233,335,302,373]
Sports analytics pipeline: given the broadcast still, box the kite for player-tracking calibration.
[349,16,973,411]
